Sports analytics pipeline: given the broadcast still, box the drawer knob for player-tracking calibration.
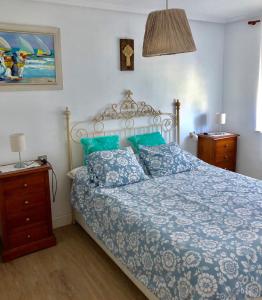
[224,144,229,148]
[27,234,31,239]
[26,217,30,222]
[24,200,29,205]
[224,155,229,160]
[24,183,28,188]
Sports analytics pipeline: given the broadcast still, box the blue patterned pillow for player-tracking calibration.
[135,154,150,175]
[88,150,149,188]
[139,143,194,177]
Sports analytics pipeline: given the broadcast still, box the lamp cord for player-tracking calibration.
[38,158,57,203]
[47,161,57,203]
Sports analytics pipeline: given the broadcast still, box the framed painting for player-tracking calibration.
[0,23,62,91]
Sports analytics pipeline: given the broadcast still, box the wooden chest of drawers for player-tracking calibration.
[197,134,239,171]
[0,164,56,262]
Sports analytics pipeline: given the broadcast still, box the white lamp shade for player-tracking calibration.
[216,113,226,125]
[10,133,26,152]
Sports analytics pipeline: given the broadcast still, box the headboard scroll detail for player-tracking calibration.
[93,90,162,122]
[64,90,180,171]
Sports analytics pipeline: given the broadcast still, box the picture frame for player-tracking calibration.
[120,39,134,71]
[0,23,63,91]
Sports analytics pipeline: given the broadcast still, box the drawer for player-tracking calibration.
[7,205,48,231]
[215,161,235,171]
[3,173,45,195]
[215,138,236,153]
[215,150,235,163]
[6,192,46,215]
[8,223,49,248]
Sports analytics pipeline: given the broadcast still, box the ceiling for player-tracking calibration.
[31,0,262,23]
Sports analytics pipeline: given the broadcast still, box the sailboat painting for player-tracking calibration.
[0,23,62,90]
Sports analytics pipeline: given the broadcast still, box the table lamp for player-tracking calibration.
[216,113,226,133]
[9,133,26,168]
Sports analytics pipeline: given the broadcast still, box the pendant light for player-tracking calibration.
[143,0,196,57]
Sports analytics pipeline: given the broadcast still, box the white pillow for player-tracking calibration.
[122,146,134,154]
[67,167,84,179]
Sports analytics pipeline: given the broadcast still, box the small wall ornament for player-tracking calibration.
[120,39,134,71]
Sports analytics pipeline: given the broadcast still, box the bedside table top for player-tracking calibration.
[0,162,50,179]
[197,133,239,140]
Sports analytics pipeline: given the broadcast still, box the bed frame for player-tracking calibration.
[64,90,181,300]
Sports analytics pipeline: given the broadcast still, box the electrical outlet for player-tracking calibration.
[38,155,48,161]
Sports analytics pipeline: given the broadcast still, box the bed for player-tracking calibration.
[65,91,262,300]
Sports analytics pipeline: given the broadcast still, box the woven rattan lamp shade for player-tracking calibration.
[143,9,196,57]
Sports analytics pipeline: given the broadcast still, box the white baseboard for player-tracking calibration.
[52,213,72,229]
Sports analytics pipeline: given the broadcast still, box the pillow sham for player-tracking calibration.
[80,135,120,165]
[127,131,166,152]
[88,149,148,188]
[139,143,194,177]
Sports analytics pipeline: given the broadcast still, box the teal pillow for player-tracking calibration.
[80,135,120,165]
[127,132,166,152]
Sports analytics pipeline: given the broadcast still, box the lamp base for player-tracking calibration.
[14,161,26,168]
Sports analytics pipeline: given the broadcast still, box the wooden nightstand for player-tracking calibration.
[197,133,239,171]
[0,164,56,262]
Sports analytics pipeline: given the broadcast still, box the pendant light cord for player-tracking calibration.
[166,0,168,9]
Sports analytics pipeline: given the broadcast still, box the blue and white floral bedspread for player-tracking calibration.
[71,163,262,299]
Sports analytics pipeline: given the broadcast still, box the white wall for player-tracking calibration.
[223,21,262,179]
[0,0,225,227]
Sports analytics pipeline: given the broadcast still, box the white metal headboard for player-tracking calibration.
[64,90,180,170]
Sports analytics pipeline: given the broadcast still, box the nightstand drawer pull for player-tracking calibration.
[23,183,28,188]
[26,217,30,222]
[224,155,229,160]
[27,234,31,239]
[24,200,29,205]
[224,144,229,148]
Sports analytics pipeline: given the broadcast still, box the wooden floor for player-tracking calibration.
[0,225,147,300]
